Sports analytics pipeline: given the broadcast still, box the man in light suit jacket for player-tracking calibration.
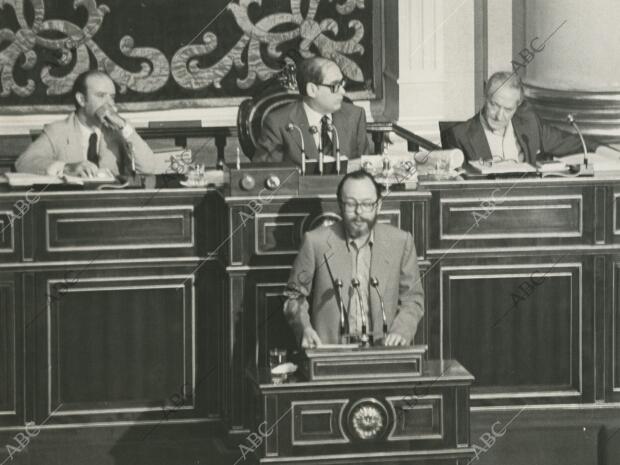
[443,71,599,164]
[16,70,155,177]
[253,57,370,164]
[284,170,424,348]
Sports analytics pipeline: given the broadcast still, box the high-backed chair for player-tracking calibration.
[237,62,300,160]
[438,121,463,148]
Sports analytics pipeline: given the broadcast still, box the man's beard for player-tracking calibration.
[346,214,378,238]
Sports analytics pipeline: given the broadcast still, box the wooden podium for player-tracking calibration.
[248,349,474,465]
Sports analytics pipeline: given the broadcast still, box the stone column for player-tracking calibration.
[522,0,620,138]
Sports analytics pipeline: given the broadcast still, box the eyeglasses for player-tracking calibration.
[317,79,347,93]
[340,199,379,212]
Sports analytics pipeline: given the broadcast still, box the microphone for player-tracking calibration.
[335,279,349,342]
[370,277,387,342]
[351,278,369,346]
[286,123,306,175]
[327,121,341,174]
[323,252,349,343]
[567,114,593,176]
[309,125,323,175]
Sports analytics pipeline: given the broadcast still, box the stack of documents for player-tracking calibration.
[468,160,537,175]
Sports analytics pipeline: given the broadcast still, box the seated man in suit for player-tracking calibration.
[443,71,599,163]
[16,69,155,177]
[253,57,370,164]
[283,170,424,348]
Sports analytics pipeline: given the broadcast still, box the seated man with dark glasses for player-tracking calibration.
[283,170,424,348]
[254,57,371,165]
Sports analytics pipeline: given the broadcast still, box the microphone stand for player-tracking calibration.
[335,279,349,343]
[287,123,306,175]
[351,278,369,346]
[567,114,594,176]
[370,277,388,343]
[329,122,341,174]
[310,126,323,175]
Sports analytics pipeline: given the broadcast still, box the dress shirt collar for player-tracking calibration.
[303,101,331,132]
[345,228,375,252]
[77,116,102,155]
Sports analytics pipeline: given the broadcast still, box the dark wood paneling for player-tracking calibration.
[32,191,216,261]
[0,207,19,263]
[31,265,215,425]
[255,363,473,460]
[611,260,620,402]
[429,185,593,250]
[46,206,193,251]
[440,195,582,241]
[228,197,420,267]
[0,273,22,427]
[441,260,583,405]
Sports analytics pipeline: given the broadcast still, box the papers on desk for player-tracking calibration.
[468,160,537,175]
[3,173,65,186]
[536,160,569,172]
[4,170,116,187]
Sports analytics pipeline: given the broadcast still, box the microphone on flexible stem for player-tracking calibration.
[286,123,306,175]
[370,277,387,343]
[328,122,341,174]
[309,125,323,175]
[334,279,349,342]
[351,278,369,346]
[567,113,594,176]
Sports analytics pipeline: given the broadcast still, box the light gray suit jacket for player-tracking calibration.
[15,112,155,175]
[285,221,424,344]
[253,100,370,165]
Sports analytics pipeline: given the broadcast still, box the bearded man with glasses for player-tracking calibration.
[254,57,371,164]
[283,170,424,348]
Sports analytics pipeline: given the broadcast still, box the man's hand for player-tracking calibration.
[301,328,322,349]
[384,333,408,346]
[96,103,125,131]
[63,160,99,178]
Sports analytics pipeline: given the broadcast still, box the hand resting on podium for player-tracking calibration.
[301,325,408,349]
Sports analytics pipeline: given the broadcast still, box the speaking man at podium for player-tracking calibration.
[283,170,424,348]
[16,70,155,177]
[443,71,600,163]
[253,57,370,165]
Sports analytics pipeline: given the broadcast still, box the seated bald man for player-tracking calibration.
[254,57,370,165]
[16,69,155,177]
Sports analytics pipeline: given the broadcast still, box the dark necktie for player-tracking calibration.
[321,115,333,156]
[87,132,99,166]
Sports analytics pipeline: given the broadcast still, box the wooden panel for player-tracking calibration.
[32,191,217,261]
[229,197,414,266]
[611,261,620,401]
[441,261,583,405]
[292,400,349,445]
[32,267,210,424]
[45,206,193,251]
[0,208,18,262]
[430,185,592,250]
[440,195,582,240]
[387,395,443,441]
[0,273,22,427]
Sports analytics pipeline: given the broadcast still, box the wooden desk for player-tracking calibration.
[249,360,473,465]
[0,187,225,429]
[2,173,620,464]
